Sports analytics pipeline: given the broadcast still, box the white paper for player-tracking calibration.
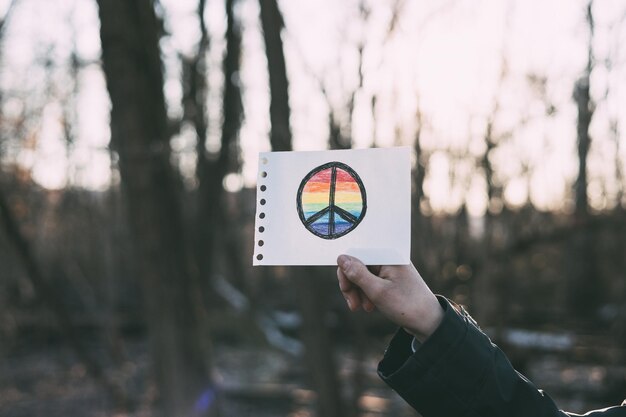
[253,147,411,265]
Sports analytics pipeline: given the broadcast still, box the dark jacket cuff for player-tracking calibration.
[377,296,493,415]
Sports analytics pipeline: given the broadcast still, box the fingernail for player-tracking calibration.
[345,297,352,309]
[337,255,351,270]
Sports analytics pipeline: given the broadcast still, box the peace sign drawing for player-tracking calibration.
[296,162,367,239]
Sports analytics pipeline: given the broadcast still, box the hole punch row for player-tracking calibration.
[257,162,268,261]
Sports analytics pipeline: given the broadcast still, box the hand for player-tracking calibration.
[336,254,444,342]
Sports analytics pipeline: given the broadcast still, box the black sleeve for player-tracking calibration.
[377,296,626,417]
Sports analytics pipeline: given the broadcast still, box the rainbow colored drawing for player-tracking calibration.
[297,162,367,239]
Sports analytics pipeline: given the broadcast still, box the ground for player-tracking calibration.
[1,334,623,417]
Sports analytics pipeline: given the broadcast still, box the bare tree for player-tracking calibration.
[96,1,218,415]
[568,0,601,317]
[0,0,130,409]
[574,2,595,217]
[259,0,292,152]
[190,0,243,294]
[259,1,346,416]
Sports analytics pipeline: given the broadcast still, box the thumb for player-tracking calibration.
[337,255,384,298]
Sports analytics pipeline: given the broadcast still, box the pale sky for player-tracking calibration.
[0,0,624,215]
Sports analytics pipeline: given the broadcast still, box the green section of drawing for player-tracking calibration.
[335,202,363,215]
[302,203,328,217]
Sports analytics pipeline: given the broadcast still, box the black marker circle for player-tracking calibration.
[296,161,367,240]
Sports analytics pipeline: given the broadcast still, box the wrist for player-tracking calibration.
[404,296,444,342]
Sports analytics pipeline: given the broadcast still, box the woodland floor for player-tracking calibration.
[0,333,623,417]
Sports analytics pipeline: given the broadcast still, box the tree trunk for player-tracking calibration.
[297,268,346,417]
[259,2,345,415]
[411,108,426,267]
[568,0,600,319]
[96,1,217,415]
[259,0,292,152]
[573,0,594,219]
[194,0,243,294]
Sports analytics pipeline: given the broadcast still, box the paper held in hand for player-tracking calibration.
[253,147,411,266]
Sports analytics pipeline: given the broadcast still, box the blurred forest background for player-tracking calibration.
[0,0,625,416]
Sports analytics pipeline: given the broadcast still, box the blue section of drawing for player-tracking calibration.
[310,212,330,235]
[311,223,329,235]
[334,220,353,234]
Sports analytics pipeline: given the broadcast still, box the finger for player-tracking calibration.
[361,292,376,312]
[338,268,361,310]
[346,288,362,311]
[336,267,353,292]
[357,287,376,313]
[360,265,379,311]
[355,287,375,311]
[337,255,384,298]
